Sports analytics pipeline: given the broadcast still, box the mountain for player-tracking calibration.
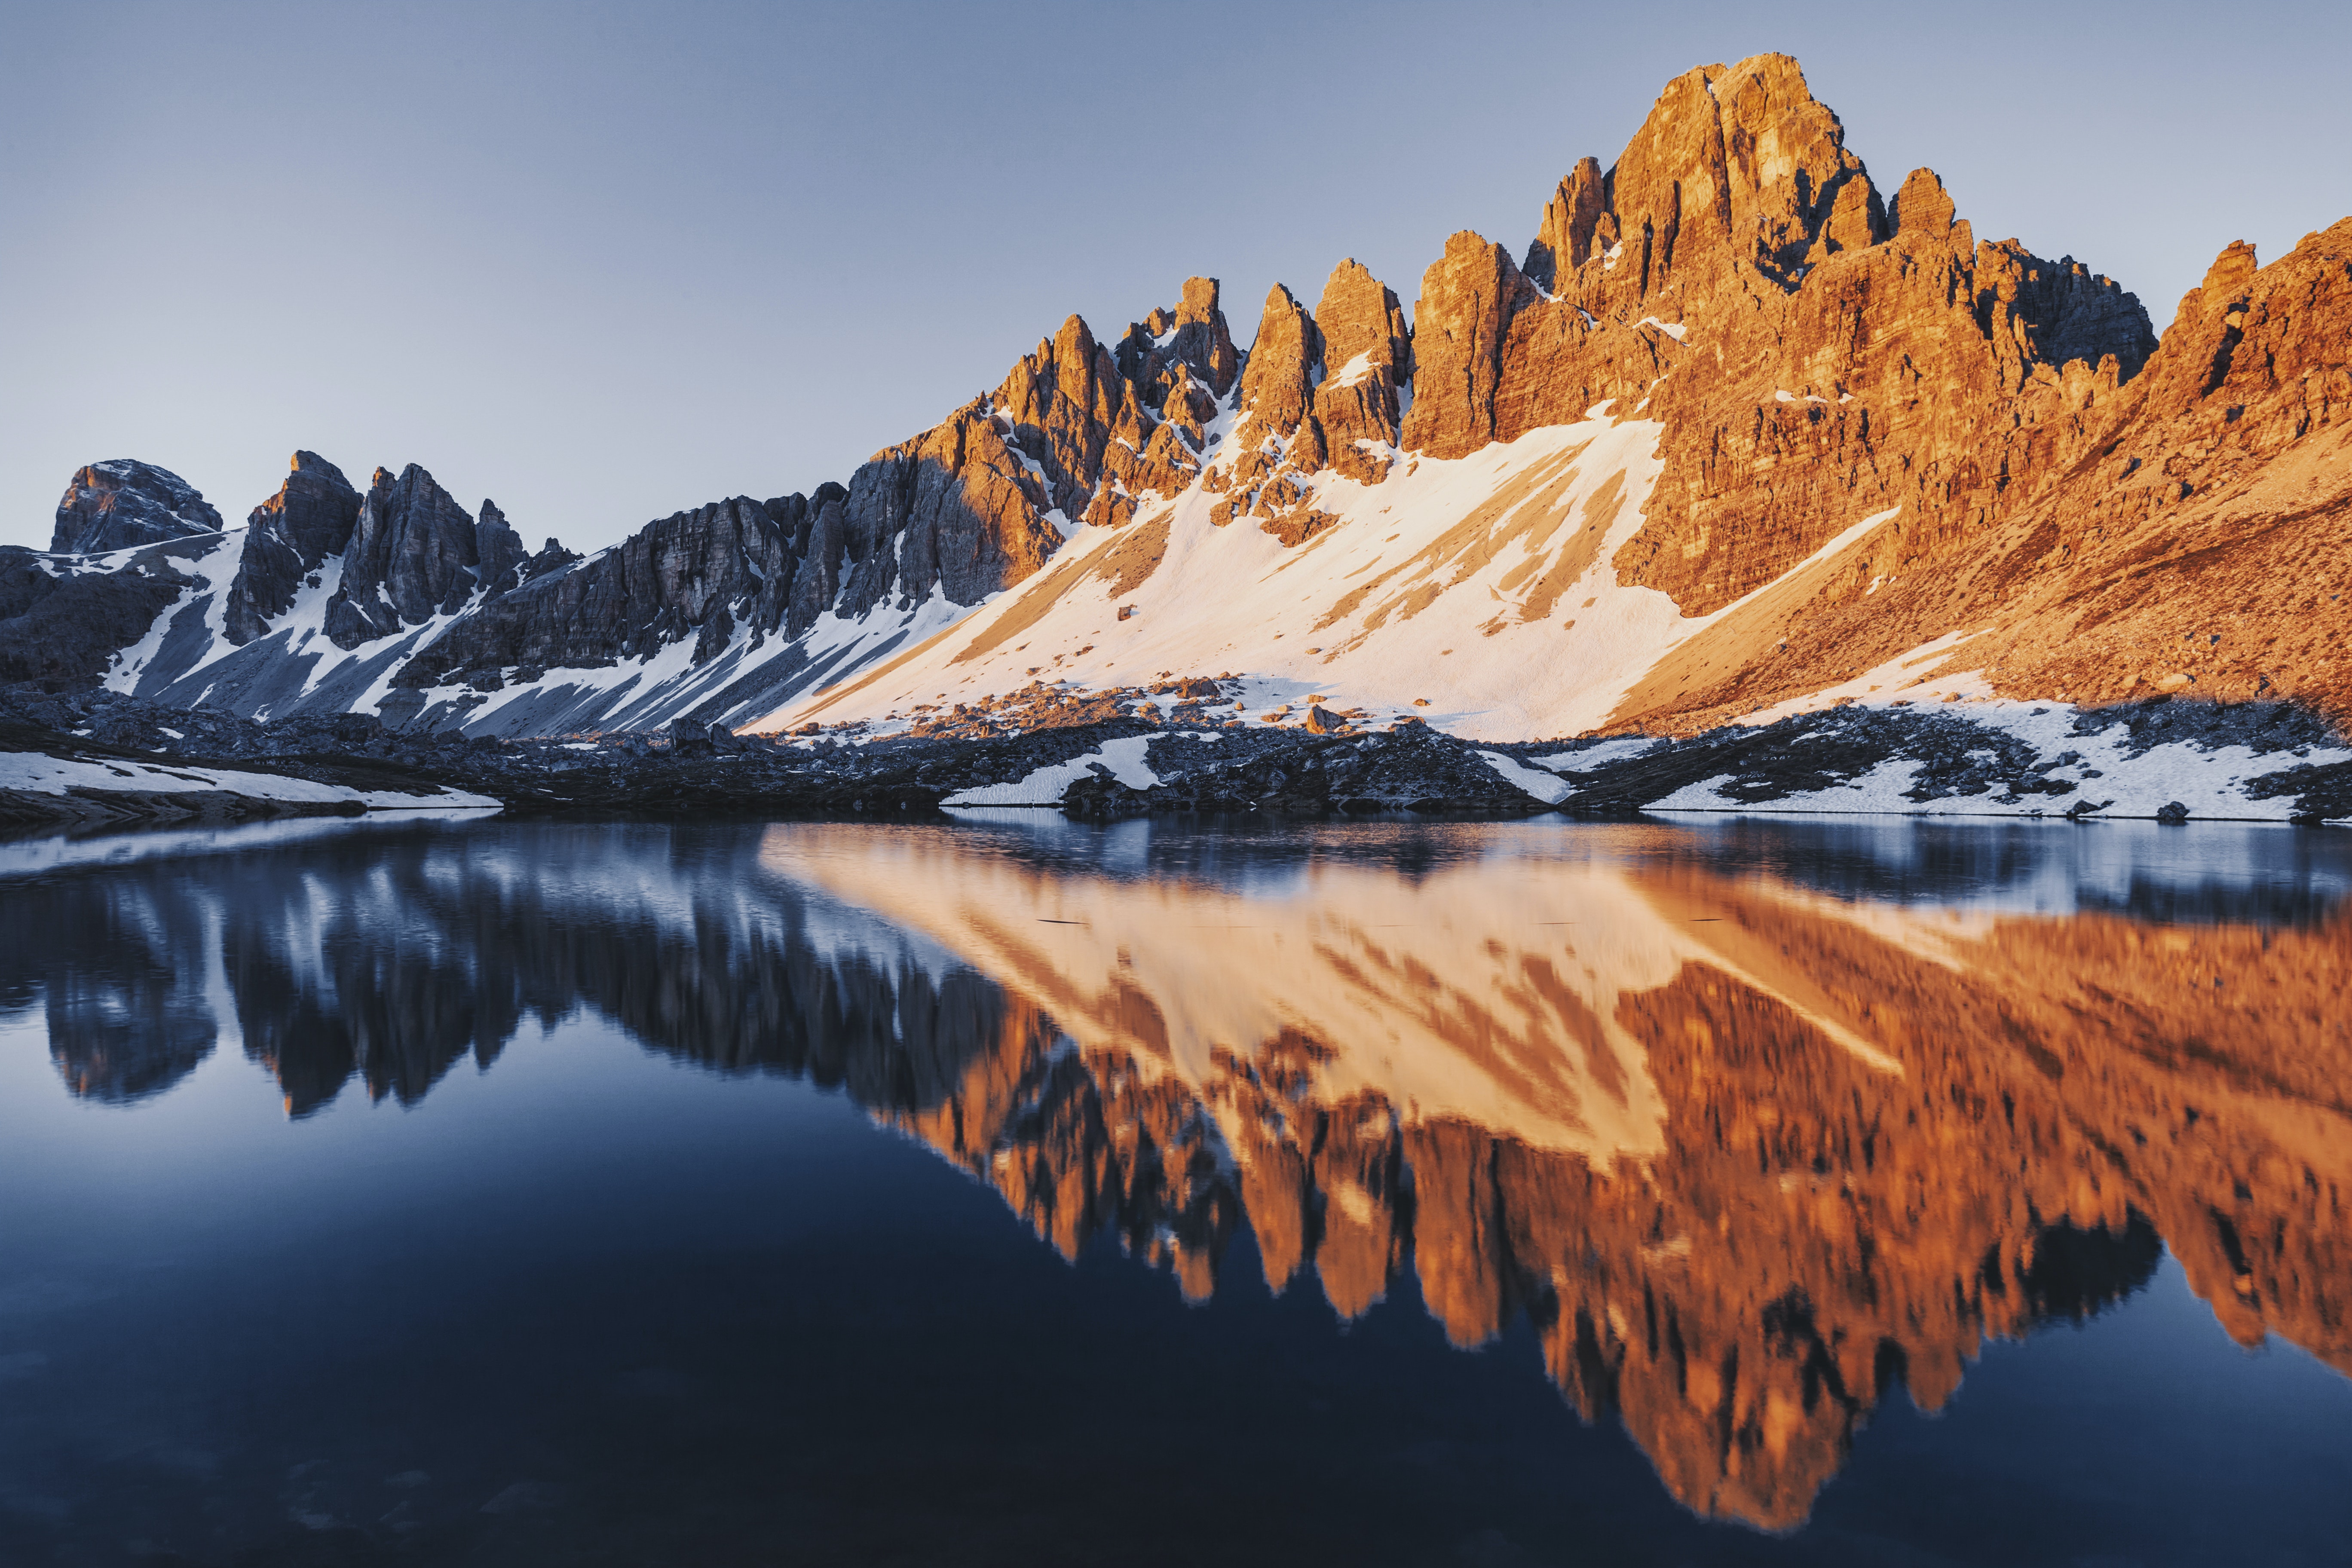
[788,56,2348,739]
[7,53,2349,745]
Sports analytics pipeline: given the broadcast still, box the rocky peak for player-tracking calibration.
[392,493,802,709]
[2190,239,2262,323]
[1312,259,1413,469]
[1315,259,1412,382]
[1531,54,1885,318]
[993,315,1123,519]
[1115,277,1240,410]
[1399,233,1534,459]
[521,537,580,583]
[1585,64,1718,299]
[1084,384,1203,531]
[855,402,1065,611]
[322,465,482,649]
[1235,283,1323,435]
[1709,54,1883,278]
[475,499,528,597]
[1975,243,2159,388]
[1525,158,1607,291]
[1197,261,1416,542]
[223,451,363,645]
[1889,167,1961,245]
[1170,276,1240,395]
[52,460,224,555]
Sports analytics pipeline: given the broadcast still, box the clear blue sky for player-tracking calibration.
[4,0,2347,552]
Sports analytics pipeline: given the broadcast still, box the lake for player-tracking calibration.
[2,812,2348,1566]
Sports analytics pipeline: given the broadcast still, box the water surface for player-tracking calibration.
[3,813,2348,1565]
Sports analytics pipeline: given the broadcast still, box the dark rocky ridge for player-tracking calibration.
[325,463,499,646]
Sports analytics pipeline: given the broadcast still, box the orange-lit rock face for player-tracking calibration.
[780,824,2352,1529]
[1375,52,2349,735]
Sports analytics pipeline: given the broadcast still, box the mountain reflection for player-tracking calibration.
[4,815,2348,1529]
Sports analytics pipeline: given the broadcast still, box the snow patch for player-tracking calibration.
[941,736,1162,805]
[0,750,499,810]
[1477,750,1573,804]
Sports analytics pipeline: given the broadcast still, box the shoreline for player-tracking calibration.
[6,685,2352,832]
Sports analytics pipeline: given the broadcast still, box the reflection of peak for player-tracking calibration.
[36,880,227,1105]
[771,829,1700,1163]
[793,825,2352,1527]
[9,821,2350,1531]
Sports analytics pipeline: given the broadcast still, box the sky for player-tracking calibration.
[3,0,2348,554]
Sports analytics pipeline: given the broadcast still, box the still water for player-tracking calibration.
[1,812,2347,1566]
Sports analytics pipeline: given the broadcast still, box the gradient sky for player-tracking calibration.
[4,0,2348,554]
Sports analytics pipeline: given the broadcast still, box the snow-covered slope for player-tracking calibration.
[763,409,1919,741]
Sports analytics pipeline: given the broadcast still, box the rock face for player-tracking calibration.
[1399,233,1529,459]
[1390,55,2160,630]
[475,499,527,597]
[1312,258,1412,454]
[52,460,224,554]
[323,465,486,646]
[1523,156,1606,290]
[1115,276,1240,407]
[1205,258,1415,540]
[1914,220,2352,720]
[855,401,1066,610]
[1605,210,2349,733]
[395,493,808,692]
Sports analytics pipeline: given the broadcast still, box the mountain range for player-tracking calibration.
[6,53,2348,746]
